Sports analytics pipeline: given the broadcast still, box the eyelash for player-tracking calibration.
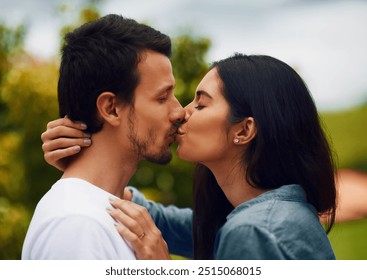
[158,97,167,103]
[194,105,204,110]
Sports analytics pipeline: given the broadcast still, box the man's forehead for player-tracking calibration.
[136,51,175,92]
[138,50,172,69]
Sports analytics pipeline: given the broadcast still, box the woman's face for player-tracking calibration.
[176,68,233,164]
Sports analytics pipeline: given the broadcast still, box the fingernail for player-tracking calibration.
[109,196,117,202]
[83,133,91,138]
[74,146,81,152]
[106,206,113,212]
[84,138,91,145]
[81,123,87,129]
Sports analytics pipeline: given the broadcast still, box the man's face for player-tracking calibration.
[128,50,184,164]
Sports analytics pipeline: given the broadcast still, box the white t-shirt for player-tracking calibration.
[22,178,136,260]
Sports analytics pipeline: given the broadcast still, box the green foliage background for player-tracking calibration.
[0,3,366,260]
[321,105,367,259]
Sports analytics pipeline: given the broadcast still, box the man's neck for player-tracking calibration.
[62,133,138,199]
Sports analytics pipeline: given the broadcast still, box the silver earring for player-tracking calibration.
[234,138,240,144]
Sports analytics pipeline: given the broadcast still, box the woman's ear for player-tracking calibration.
[232,117,257,145]
[96,92,122,127]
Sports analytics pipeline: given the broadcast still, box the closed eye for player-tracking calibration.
[158,96,168,103]
[194,105,204,110]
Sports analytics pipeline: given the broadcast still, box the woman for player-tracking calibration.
[43,54,337,259]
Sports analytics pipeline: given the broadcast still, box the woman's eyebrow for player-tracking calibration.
[196,90,213,99]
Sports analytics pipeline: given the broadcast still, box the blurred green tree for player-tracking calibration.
[0,22,32,259]
[59,0,101,45]
[0,24,24,131]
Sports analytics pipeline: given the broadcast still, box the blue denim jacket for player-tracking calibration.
[131,184,335,260]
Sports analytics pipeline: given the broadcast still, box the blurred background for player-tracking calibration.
[0,0,366,259]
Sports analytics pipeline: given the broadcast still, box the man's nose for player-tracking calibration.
[170,107,185,126]
[169,98,185,125]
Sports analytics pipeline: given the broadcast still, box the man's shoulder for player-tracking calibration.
[23,181,135,260]
[27,178,116,243]
[35,178,111,217]
[22,215,135,259]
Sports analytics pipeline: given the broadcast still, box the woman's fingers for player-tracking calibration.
[108,207,145,239]
[108,199,171,259]
[45,117,87,131]
[113,217,171,260]
[42,136,91,153]
[43,145,82,166]
[41,125,90,143]
[114,223,143,251]
[123,188,133,201]
[109,199,152,229]
[41,117,91,171]
[41,116,89,144]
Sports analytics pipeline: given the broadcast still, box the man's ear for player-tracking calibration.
[96,92,123,127]
[232,117,257,145]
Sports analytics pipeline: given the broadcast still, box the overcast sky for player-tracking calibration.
[1,0,366,111]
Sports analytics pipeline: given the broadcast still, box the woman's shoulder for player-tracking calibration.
[224,193,321,235]
[218,198,334,259]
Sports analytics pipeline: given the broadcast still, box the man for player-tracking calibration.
[22,14,184,259]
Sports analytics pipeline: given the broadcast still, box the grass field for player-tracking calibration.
[322,102,367,259]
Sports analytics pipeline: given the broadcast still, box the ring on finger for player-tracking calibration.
[138,232,145,240]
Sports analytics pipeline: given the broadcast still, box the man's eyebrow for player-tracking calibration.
[196,90,213,99]
[156,84,175,95]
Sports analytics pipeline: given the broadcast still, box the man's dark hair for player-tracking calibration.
[58,14,171,133]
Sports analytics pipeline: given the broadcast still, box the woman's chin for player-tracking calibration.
[176,147,195,163]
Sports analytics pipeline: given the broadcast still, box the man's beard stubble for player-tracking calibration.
[127,109,172,165]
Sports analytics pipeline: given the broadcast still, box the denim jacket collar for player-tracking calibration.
[227,184,310,221]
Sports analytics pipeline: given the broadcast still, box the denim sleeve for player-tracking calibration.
[214,225,286,260]
[128,186,193,258]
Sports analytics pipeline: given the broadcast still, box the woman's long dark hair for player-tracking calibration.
[192,54,336,259]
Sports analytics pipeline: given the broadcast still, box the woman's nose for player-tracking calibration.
[183,107,191,122]
[183,101,195,120]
